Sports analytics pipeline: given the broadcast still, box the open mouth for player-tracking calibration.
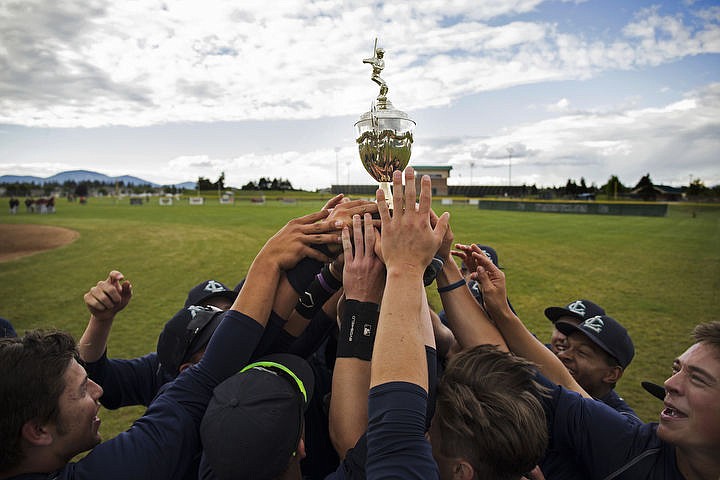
[661,406,687,419]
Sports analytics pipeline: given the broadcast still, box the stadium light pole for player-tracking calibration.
[335,147,340,188]
[469,160,475,186]
[506,147,514,187]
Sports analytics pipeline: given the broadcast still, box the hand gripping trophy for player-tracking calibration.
[355,39,416,209]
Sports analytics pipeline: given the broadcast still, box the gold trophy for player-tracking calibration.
[355,39,416,208]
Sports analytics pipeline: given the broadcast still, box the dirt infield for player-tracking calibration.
[0,224,80,262]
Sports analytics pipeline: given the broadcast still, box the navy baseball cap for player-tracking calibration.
[556,315,635,369]
[184,279,237,308]
[157,306,224,376]
[199,353,315,480]
[0,317,17,338]
[544,299,606,324]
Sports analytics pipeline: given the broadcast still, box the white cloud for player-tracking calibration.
[447,83,720,187]
[548,97,570,111]
[1,1,718,127]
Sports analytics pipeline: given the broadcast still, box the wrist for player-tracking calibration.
[328,261,342,282]
[385,264,424,282]
[437,278,466,293]
[437,261,462,286]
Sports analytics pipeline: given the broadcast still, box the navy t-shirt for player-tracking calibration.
[537,372,683,480]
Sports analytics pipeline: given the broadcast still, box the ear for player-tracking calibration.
[21,419,53,447]
[602,365,623,385]
[454,459,475,480]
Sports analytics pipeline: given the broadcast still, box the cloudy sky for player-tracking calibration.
[1,0,719,190]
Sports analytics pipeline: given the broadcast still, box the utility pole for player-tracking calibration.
[506,147,514,187]
[335,147,340,187]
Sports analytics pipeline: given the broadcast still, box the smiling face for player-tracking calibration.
[556,332,619,398]
[550,316,581,354]
[657,342,720,453]
[49,359,104,461]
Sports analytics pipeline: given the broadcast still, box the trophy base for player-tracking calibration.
[378,181,393,210]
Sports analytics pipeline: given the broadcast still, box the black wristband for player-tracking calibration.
[423,255,444,286]
[295,265,342,320]
[437,279,466,293]
[319,263,342,291]
[336,300,379,361]
[285,244,335,294]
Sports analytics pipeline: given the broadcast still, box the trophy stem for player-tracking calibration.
[379,181,393,210]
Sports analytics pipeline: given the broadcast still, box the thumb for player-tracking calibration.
[121,280,132,297]
[108,270,125,286]
[475,265,492,291]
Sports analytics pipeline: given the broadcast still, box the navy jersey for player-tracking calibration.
[326,382,439,480]
[537,372,683,480]
[26,310,264,480]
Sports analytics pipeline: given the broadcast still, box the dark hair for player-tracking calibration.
[693,321,720,357]
[434,344,549,480]
[0,330,79,472]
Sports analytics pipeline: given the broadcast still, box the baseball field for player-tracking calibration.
[1,195,718,441]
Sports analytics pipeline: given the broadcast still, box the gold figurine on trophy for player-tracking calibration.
[355,39,416,208]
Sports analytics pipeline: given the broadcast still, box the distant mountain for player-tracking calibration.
[0,170,194,188]
[0,175,46,184]
[44,170,158,186]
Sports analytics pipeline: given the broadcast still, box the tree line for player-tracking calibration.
[2,173,718,199]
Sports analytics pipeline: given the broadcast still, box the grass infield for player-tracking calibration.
[1,196,718,440]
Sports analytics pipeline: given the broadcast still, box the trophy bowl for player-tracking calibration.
[355,105,415,184]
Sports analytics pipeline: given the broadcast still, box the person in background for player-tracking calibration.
[544,299,606,354]
[78,275,238,409]
[472,249,720,480]
[0,317,17,338]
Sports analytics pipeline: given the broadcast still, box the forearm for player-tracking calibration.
[429,309,455,359]
[78,315,113,363]
[436,261,507,350]
[329,357,370,458]
[371,267,427,391]
[490,304,590,397]
[272,273,299,322]
[231,255,281,328]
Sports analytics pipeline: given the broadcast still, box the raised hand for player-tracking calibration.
[472,247,509,315]
[322,193,346,211]
[341,213,385,303]
[326,198,380,230]
[431,208,455,263]
[451,243,477,274]
[260,209,342,272]
[83,270,132,322]
[377,168,449,273]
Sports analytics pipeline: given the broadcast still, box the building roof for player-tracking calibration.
[412,165,453,171]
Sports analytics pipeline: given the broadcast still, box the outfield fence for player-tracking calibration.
[476,200,668,217]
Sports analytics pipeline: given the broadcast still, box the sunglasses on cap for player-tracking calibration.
[178,307,223,366]
[240,360,308,456]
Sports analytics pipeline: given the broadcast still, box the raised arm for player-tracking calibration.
[231,209,340,327]
[366,168,446,479]
[78,270,132,363]
[329,212,385,457]
[472,249,590,397]
[371,169,448,390]
[431,216,507,351]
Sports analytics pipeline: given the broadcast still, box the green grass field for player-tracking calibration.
[1,196,718,441]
